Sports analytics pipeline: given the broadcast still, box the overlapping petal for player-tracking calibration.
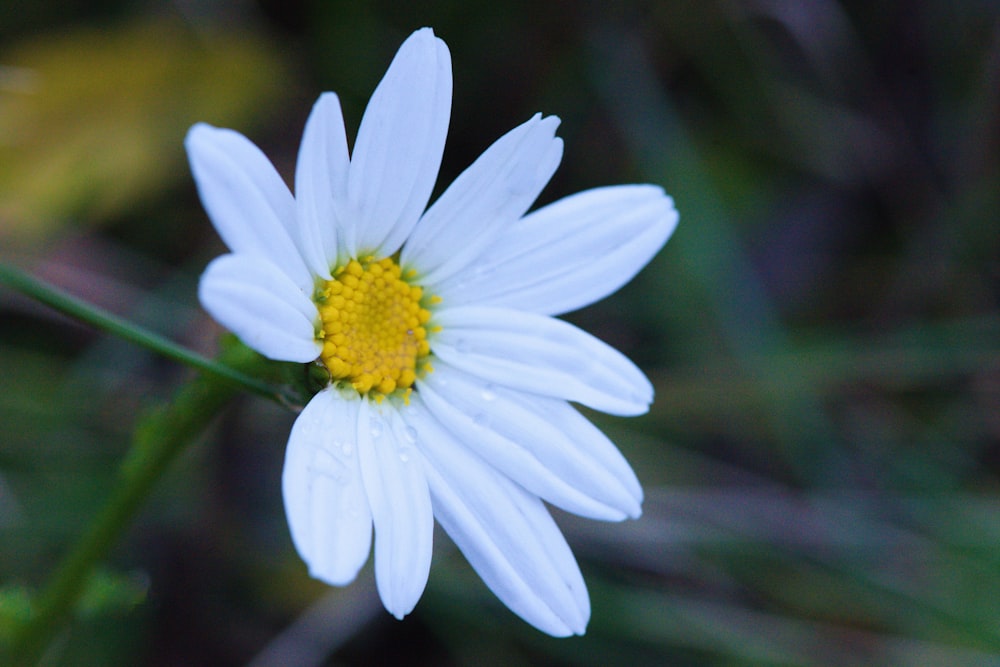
[185,123,312,292]
[357,401,434,619]
[402,113,563,285]
[418,362,641,520]
[402,399,589,636]
[436,185,678,315]
[345,28,452,258]
[282,390,373,585]
[198,254,320,362]
[432,306,653,416]
[295,92,349,278]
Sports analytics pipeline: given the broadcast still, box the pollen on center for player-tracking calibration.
[315,256,433,397]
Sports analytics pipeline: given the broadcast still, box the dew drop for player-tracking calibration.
[404,426,418,444]
[480,384,497,401]
[473,413,490,428]
[341,441,354,456]
[370,421,383,438]
[299,416,319,437]
[455,338,471,353]
[398,450,411,464]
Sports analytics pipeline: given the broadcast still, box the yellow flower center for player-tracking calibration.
[315,256,433,398]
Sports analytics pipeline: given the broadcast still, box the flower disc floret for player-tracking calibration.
[316,256,432,397]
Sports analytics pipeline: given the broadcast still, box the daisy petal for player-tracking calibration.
[357,401,434,619]
[185,123,312,291]
[419,362,641,520]
[282,389,373,585]
[346,28,452,258]
[198,254,320,362]
[432,306,653,416]
[295,92,348,278]
[402,114,563,285]
[404,399,589,636]
[437,185,678,315]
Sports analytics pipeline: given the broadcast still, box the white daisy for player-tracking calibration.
[187,27,677,637]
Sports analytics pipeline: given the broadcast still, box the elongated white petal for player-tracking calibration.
[295,93,348,278]
[357,401,434,619]
[432,306,652,416]
[403,114,563,284]
[419,363,641,520]
[199,254,320,362]
[282,390,373,585]
[437,185,678,315]
[185,123,312,291]
[346,28,452,258]
[403,399,589,636]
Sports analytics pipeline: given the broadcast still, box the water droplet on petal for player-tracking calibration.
[370,421,383,438]
[455,338,471,353]
[341,441,354,456]
[404,426,418,443]
[480,384,497,401]
[473,413,489,428]
[299,417,318,437]
[399,450,411,464]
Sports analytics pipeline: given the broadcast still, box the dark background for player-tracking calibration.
[1,1,999,665]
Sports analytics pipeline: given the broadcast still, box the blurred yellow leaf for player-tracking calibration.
[0,19,292,241]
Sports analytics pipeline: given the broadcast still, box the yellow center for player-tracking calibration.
[315,256,433,398]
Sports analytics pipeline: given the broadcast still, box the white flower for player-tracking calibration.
[186,27,677,637]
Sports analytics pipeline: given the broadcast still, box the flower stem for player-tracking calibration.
[0,262,290,664]
[5,340,262,665]
[0,261,280,401]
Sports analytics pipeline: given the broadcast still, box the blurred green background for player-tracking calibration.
[1,0,999,665]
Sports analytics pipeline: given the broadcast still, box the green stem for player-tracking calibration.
[0,261,280,401]
[6,341,262,665]
[0,262,296,663]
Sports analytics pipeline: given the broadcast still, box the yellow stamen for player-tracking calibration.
[316,257,434,397]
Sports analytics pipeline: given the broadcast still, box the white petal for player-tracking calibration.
[357,400,434,619]
[198,254,321,362]
[282,389,373,585]
[185,123,312,291]
[432,306,653,416]
[295,93,348,278]
[345,28,452,258]
[419,362,641,520]
[402,114,563,285]
[404,399,589,636]
[437,185,678,315]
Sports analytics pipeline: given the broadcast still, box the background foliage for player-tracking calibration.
[1,0,998,665]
